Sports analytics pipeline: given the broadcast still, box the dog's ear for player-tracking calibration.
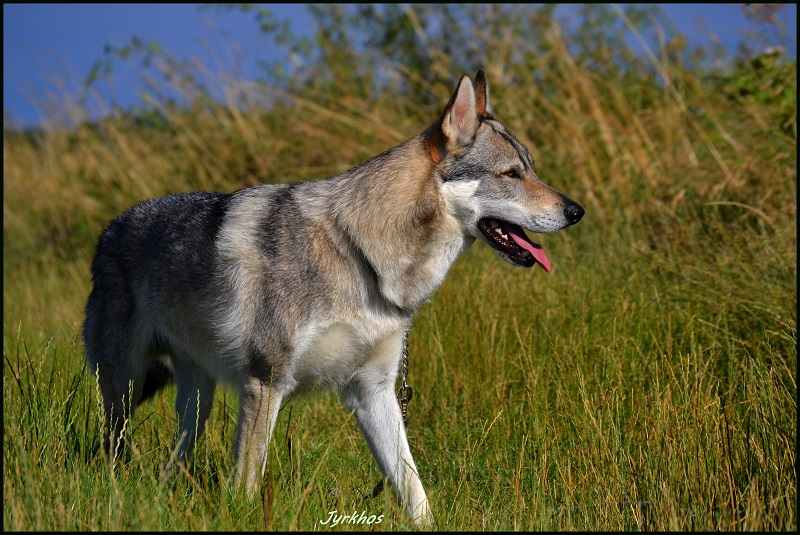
[473,69,492,118]
[441,73,480,149]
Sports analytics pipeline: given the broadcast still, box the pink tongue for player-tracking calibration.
[509,230,551,272]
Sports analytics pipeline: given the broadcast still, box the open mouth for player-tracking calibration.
[477,217,551,271]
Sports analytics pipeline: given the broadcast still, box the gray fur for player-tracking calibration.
[83,70,584,527]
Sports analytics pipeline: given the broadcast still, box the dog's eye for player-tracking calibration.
[503,169,521,179]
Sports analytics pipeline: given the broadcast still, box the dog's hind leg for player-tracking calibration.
[170,360,217,471]
[232,376,285,496]
[83,289,150,464]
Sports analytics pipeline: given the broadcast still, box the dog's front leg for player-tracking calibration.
[232,377,285,497]
[342,363,432,527]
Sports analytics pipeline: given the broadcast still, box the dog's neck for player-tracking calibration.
[327,132,471,311]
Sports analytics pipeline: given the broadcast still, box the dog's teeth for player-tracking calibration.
[489,221,509,240]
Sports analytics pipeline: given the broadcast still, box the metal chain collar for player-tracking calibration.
[396,329,413,428]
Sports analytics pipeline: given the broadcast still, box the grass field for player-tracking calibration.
[3,5,796,531]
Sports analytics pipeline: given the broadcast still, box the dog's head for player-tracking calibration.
[427,70,584,270]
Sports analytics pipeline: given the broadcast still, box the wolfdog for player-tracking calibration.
[84,69,584,526]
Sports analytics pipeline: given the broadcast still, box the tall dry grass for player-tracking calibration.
[4,4,796,530]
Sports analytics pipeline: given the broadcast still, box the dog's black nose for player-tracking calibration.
[564,202,585,225]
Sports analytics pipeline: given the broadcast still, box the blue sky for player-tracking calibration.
[4,4,797,129]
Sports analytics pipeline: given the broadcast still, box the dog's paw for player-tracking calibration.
[411,500,433,529]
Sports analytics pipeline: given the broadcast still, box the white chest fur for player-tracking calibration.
[289,315,407,392]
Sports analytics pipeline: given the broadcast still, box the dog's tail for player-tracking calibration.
[138,358,175,403]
